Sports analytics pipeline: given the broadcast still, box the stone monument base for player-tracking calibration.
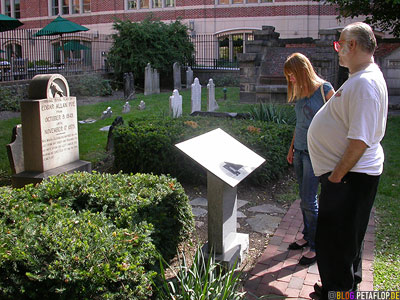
[12,160,91,188]
[202,232,249,269]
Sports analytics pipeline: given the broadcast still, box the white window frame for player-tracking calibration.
[49,0,91,16]
[1,0,20,18]
[125,0,175,10]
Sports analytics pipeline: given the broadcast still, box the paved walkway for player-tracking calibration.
[244,199,375,299]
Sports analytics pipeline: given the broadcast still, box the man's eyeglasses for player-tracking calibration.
[333,40,348,52]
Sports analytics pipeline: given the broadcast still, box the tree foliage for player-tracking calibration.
[107,17,194,82]
[314,0,400,37]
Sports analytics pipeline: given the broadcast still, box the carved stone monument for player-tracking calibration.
[144,63,160,95]
[7,74,91,188]
[122,101,131,113]
[173,62,182,91]
[207,78,219,112]
[191,77,202,113]
[176,128,265,267]
[169,89,182,118]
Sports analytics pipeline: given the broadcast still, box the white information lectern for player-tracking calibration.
[176,128,265,267]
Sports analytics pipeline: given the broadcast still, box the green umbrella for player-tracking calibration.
[33,16,89,63]
[0,13,23,32]
[57,40,89,51]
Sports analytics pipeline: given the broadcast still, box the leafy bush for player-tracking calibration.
[154,246,246,299]
[0,172,194,299]
[0,88,19,111]
[213,74,240,87]
[107,17,194,82]
[68,74,113,97]
[114,117,293,185]
[249,103,296,125]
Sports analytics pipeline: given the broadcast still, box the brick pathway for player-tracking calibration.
[244,199,375,299]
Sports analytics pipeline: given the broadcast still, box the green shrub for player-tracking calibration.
[68,74,113,97]
[249,103,296,125]
[114,117,293,185]
[0,172,194,299]
[0,88,19,111]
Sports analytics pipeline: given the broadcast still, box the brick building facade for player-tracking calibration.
[1,0,366,39]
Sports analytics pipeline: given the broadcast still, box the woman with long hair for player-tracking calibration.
[284,53,334,265]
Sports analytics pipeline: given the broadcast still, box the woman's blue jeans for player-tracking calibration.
[293,149,319,251]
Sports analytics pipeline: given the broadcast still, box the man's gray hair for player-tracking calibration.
[343,22,377,54]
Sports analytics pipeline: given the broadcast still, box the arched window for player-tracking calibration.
[6,43,22,60]
[216,31,254,64]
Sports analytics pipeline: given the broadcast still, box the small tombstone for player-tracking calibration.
[144,63,153,96]
[169,89,182,118]
[186,66,194,88]
[138,100,146,110]
[122,101,131,113]
[6,124,24,174]
[101,107,112,119]
[207,79,219,112]
[8,74,91,188]
[123,72,135,100]
[106,116,124,151]
[153,68,160,94]
[173,62,182,91]
[191,77,202,113]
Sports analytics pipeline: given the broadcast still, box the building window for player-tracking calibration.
[1,0,20,18]
[126,0,174,9]
[6,43,22,60]
[50,0,91,15]
[217,0,272,3]
[217,32,253,64]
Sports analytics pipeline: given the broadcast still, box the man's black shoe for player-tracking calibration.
[299,255,317,265]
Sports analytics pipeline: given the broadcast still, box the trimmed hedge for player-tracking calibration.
[0,172,194,299]
[114,116,294,185]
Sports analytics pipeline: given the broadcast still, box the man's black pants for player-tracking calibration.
[316,172,380,299]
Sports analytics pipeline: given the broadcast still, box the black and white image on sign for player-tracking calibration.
[223,162,243,176]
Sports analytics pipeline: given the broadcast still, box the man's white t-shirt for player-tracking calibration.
[308,63,388,177]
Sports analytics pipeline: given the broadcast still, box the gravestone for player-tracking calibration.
[106,116,124,151]
[101,107,112,119]
[122,101,131,113]
[138,100,146,110]
[207,78,219,112]
[173,62,182,91]
[176,128,265,267]
[186,66,193,88]
[153,68,160,94]
[169,89,182,118]
[123,72,135,100]
[6,124,24,175]
[191,77,202,113]
[144,63,153,96]
[8,74,91,188]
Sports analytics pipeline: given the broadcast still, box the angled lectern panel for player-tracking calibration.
[175,128,265,187]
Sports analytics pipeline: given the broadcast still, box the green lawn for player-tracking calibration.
[374,116,400,290]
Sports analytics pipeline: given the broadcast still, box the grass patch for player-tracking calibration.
[374,116,400,290]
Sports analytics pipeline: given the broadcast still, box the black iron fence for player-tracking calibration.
[188,33,251,69]
[0,29,113,82]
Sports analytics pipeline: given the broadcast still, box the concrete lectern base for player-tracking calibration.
[12,160,91,188]
[202,232,249,269]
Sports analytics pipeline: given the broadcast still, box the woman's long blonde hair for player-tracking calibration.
[283,53,324,102]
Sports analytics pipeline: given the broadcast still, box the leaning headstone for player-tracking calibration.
[122,101,131,113]
[101,107,112,119]
[123,72,135,100]
[169,89,182,118]
[138,100,146,110]
[186,66,193,88]
[9,74,91,188]
[153,68,160,94]
[207,79,219,112]
[144,63,153,96]
[6,124,24,174]
[106,116,124,151]
[191,77,202,113]
[173,62,182,91]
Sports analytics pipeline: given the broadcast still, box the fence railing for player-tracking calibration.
[0,29,113,82]
[188,34,241,70]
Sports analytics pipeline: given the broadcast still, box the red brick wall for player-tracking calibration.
[20,0,338,28]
